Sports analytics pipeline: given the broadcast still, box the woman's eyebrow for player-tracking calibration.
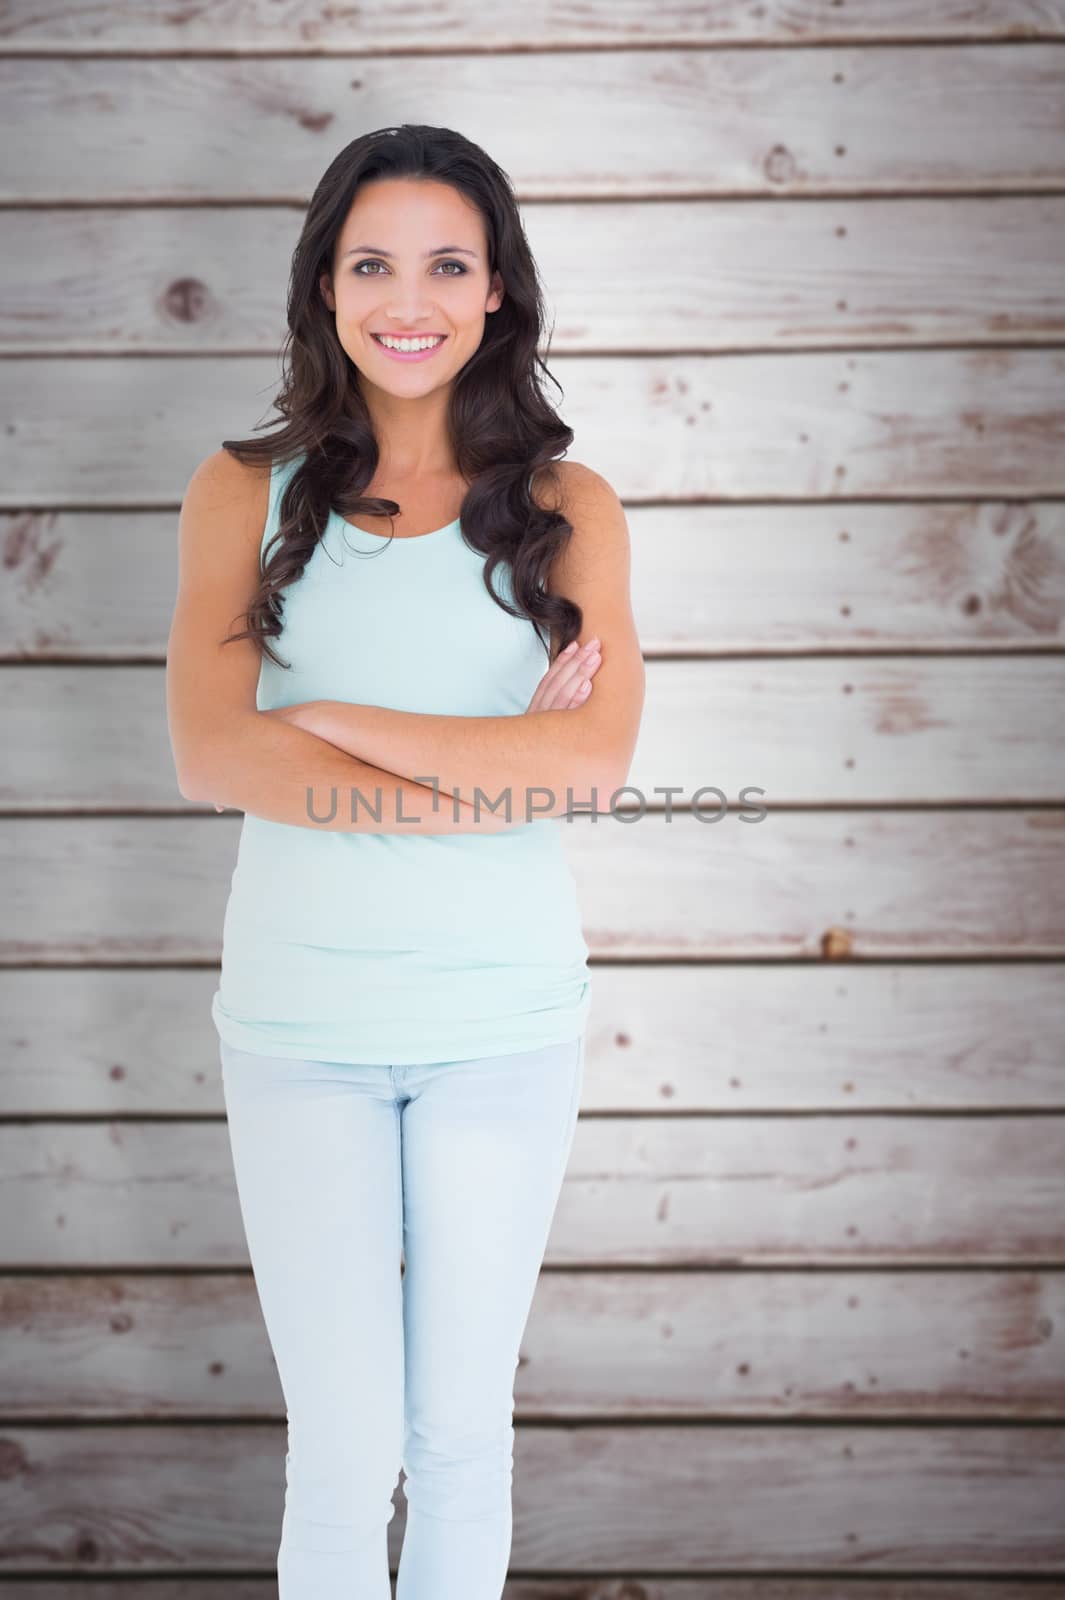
[342,244,479,259]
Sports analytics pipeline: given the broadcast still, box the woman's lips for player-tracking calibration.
[370,333,448,363]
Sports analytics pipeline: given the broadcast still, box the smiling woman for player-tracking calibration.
[321,175,505,423]
[165,122,643,1600]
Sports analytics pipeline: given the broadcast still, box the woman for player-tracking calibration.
[166,124,644,1599]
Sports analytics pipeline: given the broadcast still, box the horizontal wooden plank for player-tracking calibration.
[4,811,1063,962]
[5,196,1065,354]
[1,1422,1063,1572]
[0,1586,1058,1600]
[4,0,1064,51]
[4,500,1063,660]
[5,351,1064,504]
[4,656,1064,809]
[2,1268,1062,1420]
[3,47,1065,203]
[3,1115,1063,1268]
[626,499,1065,654]
[0,1586,1060,1600]
[566,806,1065,958]
[3,962,1062,1116]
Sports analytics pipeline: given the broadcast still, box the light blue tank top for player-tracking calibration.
[210,451,592,1064]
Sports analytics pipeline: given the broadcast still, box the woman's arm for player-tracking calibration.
[166,451,523,835]
[194,711,529,834]
[267,466,644,818]
[203,623,605,829]
[272,633,605,822]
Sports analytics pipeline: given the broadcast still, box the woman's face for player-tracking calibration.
[321,176,504,398]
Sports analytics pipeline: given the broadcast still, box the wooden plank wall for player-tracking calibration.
[2,0,1065,1592]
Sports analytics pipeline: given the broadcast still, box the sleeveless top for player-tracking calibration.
[210,450,592,1065]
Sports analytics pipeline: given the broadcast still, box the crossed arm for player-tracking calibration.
[263,468,645,819]
[268,681,606,820]
[190,464,645,829]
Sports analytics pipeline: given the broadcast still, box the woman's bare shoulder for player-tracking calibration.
[530,459,618,518]
[189,446,271,504]
[181,447,273,546]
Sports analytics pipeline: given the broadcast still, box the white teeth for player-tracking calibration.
[375,334,444,352]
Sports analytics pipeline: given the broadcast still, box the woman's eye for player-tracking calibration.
[353,260,467,276]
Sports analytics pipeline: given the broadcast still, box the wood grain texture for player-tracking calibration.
[3,47,1065,202]
[5,1114,1065,1269]
[3,197,1065,354]
[3,810,1064,962]
[0,1423,1063,1572]
[2,963,1062,1116]
[3,501,1063,661]
[0,1589,1060,1600]
[0,1583,1061,1600]
[0,1588,1060,1600]
[3,350,1065,502]
[4,656,1065,807]
[3,0,1065,51]
[1,11,1064,1590]
[2,1268,1062,1420]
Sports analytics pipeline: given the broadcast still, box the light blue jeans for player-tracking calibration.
[218,1032,586,1599]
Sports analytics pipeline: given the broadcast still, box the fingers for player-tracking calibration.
[551,638,601,704]
[546,673,593,711]
[535,638,602,711]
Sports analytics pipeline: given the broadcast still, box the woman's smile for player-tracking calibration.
[370,332,449,362]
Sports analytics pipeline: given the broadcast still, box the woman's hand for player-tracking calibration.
[526,636,601,713]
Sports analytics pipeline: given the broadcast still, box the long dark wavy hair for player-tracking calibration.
[220,123,583,671]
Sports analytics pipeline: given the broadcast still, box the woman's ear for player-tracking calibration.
[486,270,505,315]
[320,271,336,314]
